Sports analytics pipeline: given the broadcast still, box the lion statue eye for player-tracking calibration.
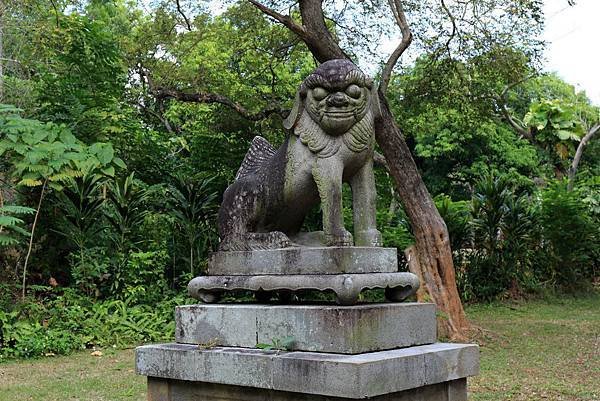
[345,84,362,99]
[312,87,328,101]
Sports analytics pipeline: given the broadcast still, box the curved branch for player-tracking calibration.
[154,88,287,121]
[497,74,537,141]
[247,0,307,39]
[440,0,457,58]
[501,73,537,99]
[499,104,532,140]
[298,0,350,62]
[568,123,600,191]
[175,0,193,31]
[139,101,178,134]
[380,0,412,95]
[247,0,349,63]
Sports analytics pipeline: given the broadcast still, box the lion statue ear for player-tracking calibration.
[370,83,382,121]
[283,91,304,131]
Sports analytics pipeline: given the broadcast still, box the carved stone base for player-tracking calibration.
[208,247,398,275]
[147,378,468,401]
[187,272,419,305]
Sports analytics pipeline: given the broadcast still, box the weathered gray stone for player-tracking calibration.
[188,272,420,305]
[207,246,398,275]
[175,303,436,354]
[135,343,479,399]
[218,59,383,251]
[147,377,467,401]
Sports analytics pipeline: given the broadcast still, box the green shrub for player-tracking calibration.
[0,289,192,360]
[378,206,414,253]
[69,247,112,297]
[537,181,599,290]
[435,194,471,252]
[461,174,539,301]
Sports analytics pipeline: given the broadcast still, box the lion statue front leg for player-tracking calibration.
[312,158,353,246]
[350,159,382,247]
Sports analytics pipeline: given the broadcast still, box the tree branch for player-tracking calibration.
[440,0,457,58]
[499,104,532,140]
[247,0,308,39]
[298,0,350,62]
[500,73,537,99]
[497,74,537,141]
[154,88,287,121]
[247,0,349,63]
[175,0,193,31]
[49,0,60,28]
[140,65,286,123]
[380,0,412,95]
[567,122,600,191]
[139,101,178,134]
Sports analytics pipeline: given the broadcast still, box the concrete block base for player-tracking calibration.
[175,303,436,354]
[148,377,468,401]
[136,343,479,399]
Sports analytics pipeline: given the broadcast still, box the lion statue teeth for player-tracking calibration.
[218,59,382,251]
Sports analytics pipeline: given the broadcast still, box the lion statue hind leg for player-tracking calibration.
[217,136,291,251]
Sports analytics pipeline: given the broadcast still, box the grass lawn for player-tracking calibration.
[468,293,599,400]
[1,293,598,401]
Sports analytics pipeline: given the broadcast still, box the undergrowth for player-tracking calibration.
[0,287,192,360]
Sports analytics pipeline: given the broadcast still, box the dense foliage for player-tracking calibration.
[0,0,598,359]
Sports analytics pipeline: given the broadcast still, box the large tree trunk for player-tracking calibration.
[377,94,469,338]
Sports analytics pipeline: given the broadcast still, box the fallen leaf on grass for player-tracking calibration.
[90,351,103,357]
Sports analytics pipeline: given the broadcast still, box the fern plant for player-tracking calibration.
[167,174,218,277]
[0,205,35,247]
[0,104,126,298]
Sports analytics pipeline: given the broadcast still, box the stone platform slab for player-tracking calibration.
[136,343,479,399]
[175,303,436,354]
[208,247,398,275]
[147,377,468,401]
[188,272,420,305]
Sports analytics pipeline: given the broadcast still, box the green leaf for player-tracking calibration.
[48,182,64,191]
[17,178,43,187]
[0,216,24,227]
[91,143,115,165]
[113,157,126,169]
[59,130,78,146]
[556,130,578,141]
[25,150,47,164]
[0,234,18,247]
[101,166,115,177]
[0,205,35,215]
[7,226,31,236]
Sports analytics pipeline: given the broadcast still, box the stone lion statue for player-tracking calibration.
[218,59,382,251]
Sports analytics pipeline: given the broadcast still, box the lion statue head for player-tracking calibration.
[283,59,380,158]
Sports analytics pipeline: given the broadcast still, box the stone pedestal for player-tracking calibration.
[189,247,420,305]
[146,378,468,401]
[174,303,436,354]
[137,343,478,400]
[136,302,479,400]
[136,247,478,400]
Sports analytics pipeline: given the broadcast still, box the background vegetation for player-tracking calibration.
[0,0,598,360]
